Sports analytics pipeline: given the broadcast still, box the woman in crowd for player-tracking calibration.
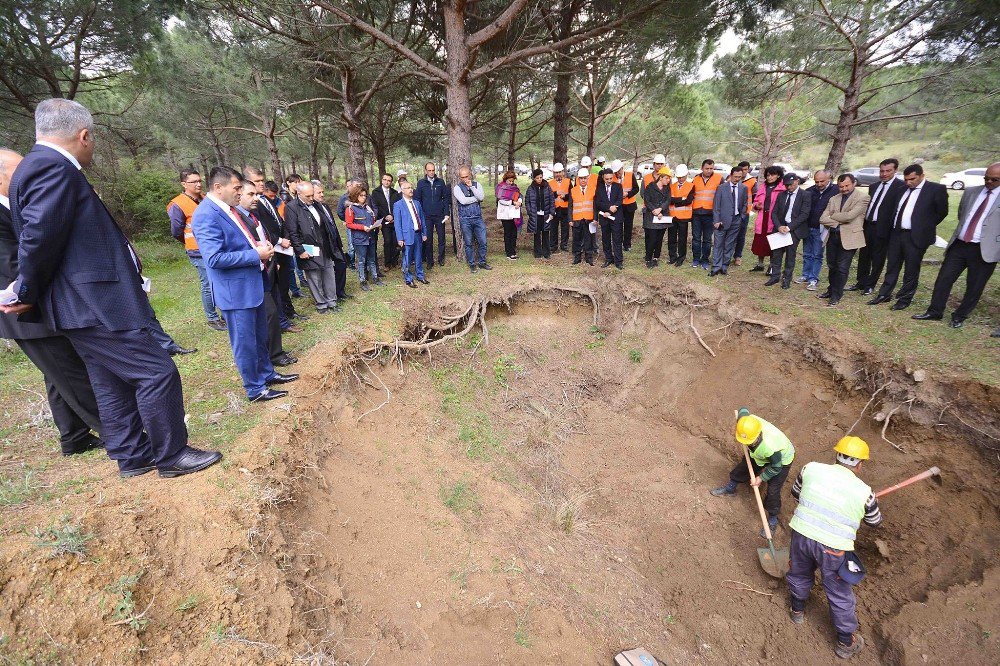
[642,167,673,269]
[344,186,384,291]
[750,165,786,274]
[525,168,555,259]
[496,170,523,260]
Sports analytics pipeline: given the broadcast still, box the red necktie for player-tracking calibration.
[232,207,268,271]
[962,192,992,242]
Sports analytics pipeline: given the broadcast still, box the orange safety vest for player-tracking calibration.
[616,171,637,205]
[578,172,598,190]
[743,177,757,214]
[669,180,695,220]
[167,193,201,252]
[277,200,286,219]
[692,172,723,211]
[571,182,595,222]
[550,177,570,209]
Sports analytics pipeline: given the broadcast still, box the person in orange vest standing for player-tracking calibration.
[567,167,596,266]
[549,162,571,254]
[168,169,225,331]
[668,164,695,266]
[733,160,757,267]
[612,159,641,252]
[691,159,723,269]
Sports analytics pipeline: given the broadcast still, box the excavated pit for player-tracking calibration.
[271,283,1000,665]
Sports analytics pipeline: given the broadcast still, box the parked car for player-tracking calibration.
[473,164,489,174]
[851,167,882,186]
[637,162,655,176]
[566,163,580,177]
[940,168,986,190]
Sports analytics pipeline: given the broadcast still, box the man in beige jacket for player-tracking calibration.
[819,174,870,306]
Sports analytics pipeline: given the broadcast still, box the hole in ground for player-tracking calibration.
[277,287,1000,664]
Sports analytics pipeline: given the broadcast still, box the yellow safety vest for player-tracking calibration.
[790,462,871,551]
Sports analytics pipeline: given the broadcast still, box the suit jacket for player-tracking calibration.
[284,198,334,270]
[712,180,749,227]
[392,198,427,246]
[866,178,907,239]
[0,202,56,339]
[594,181,624,222]
[370,185,402,224]
[820,189,871,250]
[893,181,948,249]
[190,197,266,310]
[10,144,155,331]
[771,188,812,241]
[313,202,346,262]
[254,196,284,244]
[951,185,1000,263]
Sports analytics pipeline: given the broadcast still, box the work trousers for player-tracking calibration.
[855,224,889,290]
[926,240,996,322]
[877,229,927,307]
[187,255,221,323]
[770,239,799,283]
[502,219,518,257]
[667,218,689,262]
[644,228,666,263]
[66,325,188,470]
[460,215,488,266]
[304,261,339,310]
[382,223,399,269]
[711,221,741,273]
[826,229,856,301]
[401,241,426,283]
[728,459,791,519]
[733,213,751,259]
[801,227,824,282]
[600,216,624,266]
[423,214,447,267]
[571,222,594,261]
[550,208,569,251]
[622,203,637,251]
[16,335,102,451]
[691,211,714,264]
[787,530,859,638]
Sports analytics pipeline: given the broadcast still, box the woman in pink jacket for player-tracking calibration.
[750,165,786,275]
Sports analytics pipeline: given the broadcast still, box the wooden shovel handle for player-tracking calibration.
[743,441,774,540]
[875,466,940,498]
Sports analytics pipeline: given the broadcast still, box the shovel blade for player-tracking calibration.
[758,547,790,578]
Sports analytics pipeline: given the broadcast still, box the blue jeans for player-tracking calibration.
[401,242,426,283]
[460,215,488,266]
[356,243,378,283]
[733,213,750,259]
[188,255,220,322]
[691,211,714,264]
[801,227,824,281]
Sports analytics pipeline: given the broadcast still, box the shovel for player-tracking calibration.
[743,443,790,578]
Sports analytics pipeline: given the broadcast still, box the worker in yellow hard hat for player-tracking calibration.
[786,436,882,660]
[710,407,795,537]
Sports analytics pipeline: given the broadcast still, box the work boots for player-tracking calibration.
[835,634,865,659]
[759,515,779,538]
[710,481,738,497]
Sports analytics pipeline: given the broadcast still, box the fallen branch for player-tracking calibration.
[722,579,773,597]
[689,311,716,357]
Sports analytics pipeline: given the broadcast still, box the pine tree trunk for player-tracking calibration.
[442,1,474,256]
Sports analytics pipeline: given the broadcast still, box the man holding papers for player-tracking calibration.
[766,173,812,289]
[709,167,749,276]
[284,181,340,314]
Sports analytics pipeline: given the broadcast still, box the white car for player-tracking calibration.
[940,168,986,190]
[637,162,655,176]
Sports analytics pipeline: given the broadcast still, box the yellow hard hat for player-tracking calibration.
[834,436,870,460]
[735,415,763,446]
[657,166,672,177]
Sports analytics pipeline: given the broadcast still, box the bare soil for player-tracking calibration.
[2,278,998,665]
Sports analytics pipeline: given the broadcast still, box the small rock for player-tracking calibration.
[415,601,421,609]
[875,539,891,559]
[912,369,926,382]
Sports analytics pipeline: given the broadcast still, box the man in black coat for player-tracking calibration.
[313,183,350,303]
[370,174,402,270]
[594,168,625,269]
[851,158,907,295]
[766,173,812,289]
[869,164,949,310]
[284,182,341,313]
[0,148,103,456]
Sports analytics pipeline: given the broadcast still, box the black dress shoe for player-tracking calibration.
[62,434,104,456]
[249,388,289,402]
[710,269,721,276]
[572,258,581,265]
[586,258,594,266]
[293,313,310,321]
[828,298,841,307]
[890,301,910,311]
[157,447,223,478]
[749,264,765,272]
[601,261,612,268]
[912,313,942,321]
[862,288,874,296]
[818,291,831,299]
[781,280,791,289]
[407,281,417,288]
[339,294,354,300]
[949,319,964,329]
[764,277,780,286]
[615,263,623,270]
[845,283,860,291]
[418,278,430,285]
[266,372,299,385]
[207,320,227,331]
[478,263,493,270]
[119,462,157,478]
[868,295,891,305]
[273,354,298,366]
[168,345,197,356]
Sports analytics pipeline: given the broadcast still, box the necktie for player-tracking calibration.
[408,200,420,231]
[867,182,886,220]
[232,207,267,271]
[962,190,993,242]
[895,189,913,228]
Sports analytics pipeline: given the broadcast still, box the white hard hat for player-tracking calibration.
[579,156,592,167]
[597,155,607,163]
[653,154,666,164]
[674,164,689,178]
[610,159,623,172]
[552,162,565,172]
[396,169,407,177]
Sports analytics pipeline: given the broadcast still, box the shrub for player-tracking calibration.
[93,165,180,239]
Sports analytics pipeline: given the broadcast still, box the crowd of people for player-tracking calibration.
[0,98,997,484]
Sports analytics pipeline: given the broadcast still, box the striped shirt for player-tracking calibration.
[791,469,883,526]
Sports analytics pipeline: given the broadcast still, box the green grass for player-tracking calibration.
[439,477,479,515]
[32,520,92,559]
[104,572,149,631]
[430,364,506,461]
[0,471,41,507]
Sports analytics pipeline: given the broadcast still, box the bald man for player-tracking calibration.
[0,148,103,456]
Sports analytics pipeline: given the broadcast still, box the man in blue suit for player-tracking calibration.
[191,167,298,403]
[3,99,220,478]
[393,181,430,288]
[414,162,452,267]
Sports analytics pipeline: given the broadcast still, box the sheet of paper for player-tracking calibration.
[0,282,18,306]
[588,222,597,234]
[820,227,830,244]
[767,231,793,250]
[934,235,948,249]
[141,275,152,293]
[302,244,320,257]
[273,244,294,256]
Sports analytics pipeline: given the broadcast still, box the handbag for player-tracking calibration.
[496,199,520,220]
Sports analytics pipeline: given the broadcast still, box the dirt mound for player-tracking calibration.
[2,281,998,664]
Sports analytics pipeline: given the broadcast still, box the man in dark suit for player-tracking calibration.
[914,162,1000,328]
[414,162,452,268]
[595,168,625,269]
[370,174,401,270]
[284,181,341,314]
[710,167,749,276]
[766,173,811,289]
[313,183,350,302]
[0,148,102,456]
[851,158,906,295]
[192,167,298,402]
[3,99,220,478]
[869,164,949,310]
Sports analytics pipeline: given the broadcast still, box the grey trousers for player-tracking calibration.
[303,261,338,310]
[711,221,740,272]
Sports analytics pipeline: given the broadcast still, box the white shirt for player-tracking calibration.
[36,141,82,170]
[784,190,797,224]
[306,201,321,224]
[895,181,925,230]
[958,186,998,243]
[866,179,890,221]
[207,193,264,271]
[0,194,9,210]
[406,199,420,230]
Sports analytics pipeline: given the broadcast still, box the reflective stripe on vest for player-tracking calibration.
[692,172,723,211]
[670,181,694,220]
[168,194,201,252]
[618,172,637,205]
[790,462,871,551]
[572,185,595,221]
[551,178,570,209]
